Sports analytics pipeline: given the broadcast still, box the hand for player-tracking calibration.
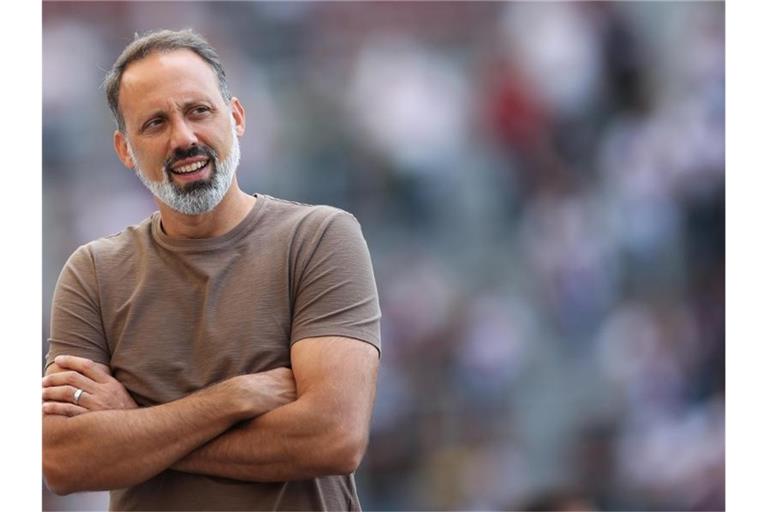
[254,366,297,412]
[234,367,297,417]
[42,355,139,417]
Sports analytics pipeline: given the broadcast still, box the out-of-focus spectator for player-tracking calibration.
[518,488,598,511]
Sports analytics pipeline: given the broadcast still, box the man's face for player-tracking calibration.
[113,49,245,214]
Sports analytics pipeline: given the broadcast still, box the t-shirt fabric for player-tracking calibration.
[45,193,381,511]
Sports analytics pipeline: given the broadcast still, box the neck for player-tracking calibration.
[156,178,256,239]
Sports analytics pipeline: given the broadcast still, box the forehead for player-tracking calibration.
[118,48,222,117]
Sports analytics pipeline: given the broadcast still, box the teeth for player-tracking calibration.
[174,160,208,174]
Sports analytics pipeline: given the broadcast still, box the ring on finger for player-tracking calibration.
[73,388,84,405]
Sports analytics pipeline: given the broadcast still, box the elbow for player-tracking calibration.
[44,477,74,497]
[337,446,365,475]
[327,425,370,475]
[43,454,77,496]
[43,420,75,495]
[43,424,87,495]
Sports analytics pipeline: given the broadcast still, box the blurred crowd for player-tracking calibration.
[43,2,724,511]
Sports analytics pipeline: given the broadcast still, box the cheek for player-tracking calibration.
[132,145,167,173]
[204,123,234,155]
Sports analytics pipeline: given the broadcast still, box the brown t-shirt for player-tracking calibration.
[45,194,381,511]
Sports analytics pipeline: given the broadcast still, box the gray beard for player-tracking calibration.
[128,123,241,215]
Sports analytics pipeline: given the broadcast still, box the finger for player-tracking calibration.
[42,385,90,407]
[54,355,111,383]
[42,401,88,417]
[42,371,97,393]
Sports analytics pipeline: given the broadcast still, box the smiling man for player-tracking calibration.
[42,29,381,511]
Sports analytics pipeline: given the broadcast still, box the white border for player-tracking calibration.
[726,1,766,509]
[1,0,42,508]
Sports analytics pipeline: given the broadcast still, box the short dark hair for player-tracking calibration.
[104,28,232,132]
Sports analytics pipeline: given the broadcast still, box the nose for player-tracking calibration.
[168,118,198,153]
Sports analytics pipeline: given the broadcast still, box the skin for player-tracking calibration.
[42,48,380,494]
[43,358,296,493]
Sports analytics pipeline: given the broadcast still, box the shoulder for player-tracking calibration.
[73,214,155,266]
[258,194,360,237]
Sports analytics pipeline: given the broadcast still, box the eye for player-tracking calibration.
[142,118,165,132]
[190,105,212,117]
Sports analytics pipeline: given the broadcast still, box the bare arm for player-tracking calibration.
[172,336,380,481]
[42,357,291,495]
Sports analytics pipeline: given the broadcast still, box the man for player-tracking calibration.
[42,29,381,511]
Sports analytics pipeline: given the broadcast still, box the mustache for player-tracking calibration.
[163,145,217,173]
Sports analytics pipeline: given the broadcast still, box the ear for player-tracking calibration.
[113,130,135,169]
[230,97,246,136]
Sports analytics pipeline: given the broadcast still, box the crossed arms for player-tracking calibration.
[42,336,379,495]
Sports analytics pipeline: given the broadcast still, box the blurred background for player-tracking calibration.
[42,2,724,511]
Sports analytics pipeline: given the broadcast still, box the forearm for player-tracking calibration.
[173,394,364,482]
[43,380,251,494]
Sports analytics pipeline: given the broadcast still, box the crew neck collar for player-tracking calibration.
[151,194,264,251]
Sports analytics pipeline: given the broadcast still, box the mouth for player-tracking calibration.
[169,158,212,183]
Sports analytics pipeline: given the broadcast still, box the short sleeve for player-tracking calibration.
[290,211,381,356]
[45,244,111,370]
